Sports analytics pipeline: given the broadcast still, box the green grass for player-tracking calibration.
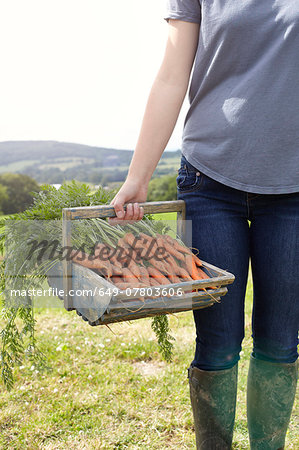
[0,160,41,173]
[0,213,298,449]
[0,276,297,449]
[39,158,94,171]
[151,212,178,236]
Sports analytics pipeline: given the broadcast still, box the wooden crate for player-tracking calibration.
[52,200,235,325]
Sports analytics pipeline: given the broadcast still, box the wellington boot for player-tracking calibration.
[247,355,298,450]
[188,363,238,449]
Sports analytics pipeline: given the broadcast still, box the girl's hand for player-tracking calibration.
[108,178,148,225]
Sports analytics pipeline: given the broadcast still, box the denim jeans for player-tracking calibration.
[177,154,299,370]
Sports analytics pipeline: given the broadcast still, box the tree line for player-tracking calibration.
[0,172,178,215]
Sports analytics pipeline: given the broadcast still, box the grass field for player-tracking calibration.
[0,160,41,174]
[0,147,180,182]
[0,212,298,449]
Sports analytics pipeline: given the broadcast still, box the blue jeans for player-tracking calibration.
[177,154,299,370]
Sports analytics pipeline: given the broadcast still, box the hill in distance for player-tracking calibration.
[0,141,181,185]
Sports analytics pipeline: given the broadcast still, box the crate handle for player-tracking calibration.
[62,200,186,220]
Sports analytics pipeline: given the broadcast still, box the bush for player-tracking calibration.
[0,173,40,214]
[147,174,177,202]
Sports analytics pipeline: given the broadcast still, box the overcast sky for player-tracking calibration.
[0,0,189,150]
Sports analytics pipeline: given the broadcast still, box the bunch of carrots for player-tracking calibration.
[70,232,210,295]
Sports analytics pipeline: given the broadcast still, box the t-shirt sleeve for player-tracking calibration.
[164,0,201,24]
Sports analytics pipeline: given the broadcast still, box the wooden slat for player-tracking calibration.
[108,287,227,313]
[95,289,227,325]
[62,209,73,311]
[63,200,186,220]
[84,302,216,327]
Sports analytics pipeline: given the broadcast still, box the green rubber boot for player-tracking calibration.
[247,355,298,450]
[188,363,238,449]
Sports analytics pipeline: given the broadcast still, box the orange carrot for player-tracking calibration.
[94,243,121,270]
[147,266,170,285]
[71,250,113,277]
[111,264,123,276]
[149,277,161,287]
[196,268,218,290]
[110,275,124,285]
[123,232,139,248]
[127,247,144,265]
[163,234,175,244]
[98,244,123,268]
[93,242,105,254]
[94,242,111,257]
[139,232,151,240]
[139,232,158,247]
[137,234,159,258]
[168,273,181,284]
[183,254,199,280]
[110,257,123,269]
[163,255,191,279]
[126,259,141,280]
[155,234,185,262]
[165,254,180,270]
[191,255,200,280]
[192,253,203,267]
[155,236,171,263]
[161,235,203,267]
[117,238,131,253]
[148,257,169,275]
[139,266,150,285]
[162,234,192,254]
[138,234,159,261]
[176,267,193,281]
[121,268,143,289]
[197,268,210,280]
[116,239,135,264]
[122,266,138,279]
[123,233,148,257]
[162,234,203,267]
[118,237,143,262]
[116,246,142,276]
[114,282,130,291]
[162,259,177,277]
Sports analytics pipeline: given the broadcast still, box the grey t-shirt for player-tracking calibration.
[164,0,299,194]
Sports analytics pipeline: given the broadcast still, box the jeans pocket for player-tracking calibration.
[176,169,203,193]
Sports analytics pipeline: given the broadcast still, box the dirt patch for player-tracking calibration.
[132,360,166,377]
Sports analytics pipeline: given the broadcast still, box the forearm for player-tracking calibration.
[127,75,188,185]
